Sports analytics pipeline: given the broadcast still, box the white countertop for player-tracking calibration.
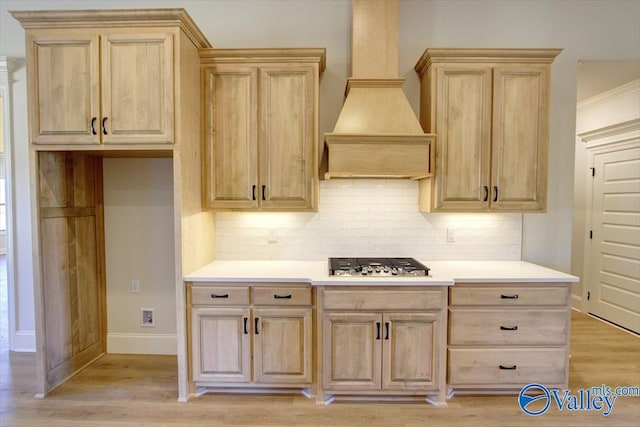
[184,260,578,286]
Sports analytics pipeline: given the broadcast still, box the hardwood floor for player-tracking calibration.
[1,311,638,426]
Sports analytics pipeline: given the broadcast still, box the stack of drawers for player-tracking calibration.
[447,283,570,392]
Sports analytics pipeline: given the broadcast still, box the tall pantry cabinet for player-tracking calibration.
[12,9,214,400]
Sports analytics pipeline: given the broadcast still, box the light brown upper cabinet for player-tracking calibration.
[201,49,325,211]
[415,49,561,212]
[26,30,173,146]
[13,9,210,149]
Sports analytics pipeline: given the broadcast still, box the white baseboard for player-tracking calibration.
[107,333,177,355]
[12,330,36,352]
[571,293,583,312]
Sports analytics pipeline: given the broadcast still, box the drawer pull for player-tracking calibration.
[500,294,519,299]
[211,293,229,299]
[384,322,390,340]
[499,365,517,370]
[376,322,381,340]
[255,317,260,335]
[243,317,248,334]
[500,325,518,331]
[273,294,292,299]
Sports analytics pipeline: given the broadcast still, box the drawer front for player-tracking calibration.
[448,348,567,386]
[191,286,250,306]
[252,287,311,306]
[450,285,569,307]
[449,309,568,346]
[323,289,443,311]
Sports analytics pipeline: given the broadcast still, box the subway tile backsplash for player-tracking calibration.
[215,179,522,260]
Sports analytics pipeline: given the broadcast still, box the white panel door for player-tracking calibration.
[588,146,640,333]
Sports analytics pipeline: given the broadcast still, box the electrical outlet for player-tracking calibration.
[141,308,155,327]
[447,227,456,243]
[268,229,278,243]
[131,279,141,293]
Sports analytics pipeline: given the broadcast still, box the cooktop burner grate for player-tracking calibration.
[328,257,429,277]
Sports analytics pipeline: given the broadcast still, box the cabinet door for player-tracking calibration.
[323,312,382,391]
[203,66,259,209]
[191,307,251,383]
[382,313,439,391]
[259,66,316,210]
[253,308,312,384]
[491,65,549,211]
[433,65,492,210]
[27,33,100,144]
[101,32,174,144]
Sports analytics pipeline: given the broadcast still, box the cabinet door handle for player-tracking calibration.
[500,325,518,331]
[252,185,257,201]
[500,294,519,299]
[262,185,266,201]
[384,322,390,340]
[483,185,489,202]
[243,317,248,334]
[499,365,517,370]
[493,185,499,202]
[90,117,97,135]
[102,117,109,135]
[210,293,229,299]
[376,322,381,340]
[255,317,259,334]
[273,294,292,299]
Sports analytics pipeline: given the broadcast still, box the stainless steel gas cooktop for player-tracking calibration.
[328,257,430,277]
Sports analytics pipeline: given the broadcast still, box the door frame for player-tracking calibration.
[0,57,18,351]
[579,118,640,314]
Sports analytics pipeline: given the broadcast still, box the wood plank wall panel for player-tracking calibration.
[38,151,105,392]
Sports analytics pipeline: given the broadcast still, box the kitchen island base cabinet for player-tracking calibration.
[317,287,448,406]
[188,283,313,394]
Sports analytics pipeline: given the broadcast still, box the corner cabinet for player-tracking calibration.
[317,287,448,406]
[188,283,313,391]
[23,29,175,146]
[201,49,326,211]
[414,48,561,212]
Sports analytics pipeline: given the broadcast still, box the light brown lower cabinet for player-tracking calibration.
[447,283,571,393]
[189,283,312,390]
[317,287,448,405]
[323,312,439,391]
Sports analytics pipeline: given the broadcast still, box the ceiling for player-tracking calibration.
[577,60,640,102]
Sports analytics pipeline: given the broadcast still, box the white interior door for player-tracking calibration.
[587,145,640,333]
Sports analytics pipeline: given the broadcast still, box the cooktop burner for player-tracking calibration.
[328,257,430,277]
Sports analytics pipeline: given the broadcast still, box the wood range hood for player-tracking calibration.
[321,0,434,180]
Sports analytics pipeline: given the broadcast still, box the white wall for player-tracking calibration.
[103,158,176,354]
[1,0,639,351]
[571,80,640,310]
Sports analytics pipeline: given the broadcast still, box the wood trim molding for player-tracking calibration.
[199,48,327,72]
[578,118,640,148]
[10,8,211,48]
[0,56,23,352]
[415,48,563,76]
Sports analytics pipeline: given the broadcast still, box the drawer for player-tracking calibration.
[323,288,443,310]
[450,285,569,307]
[252,286,311,306]
[449,308,568,346]
[448,348,567,386]
[191,286,249,306]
